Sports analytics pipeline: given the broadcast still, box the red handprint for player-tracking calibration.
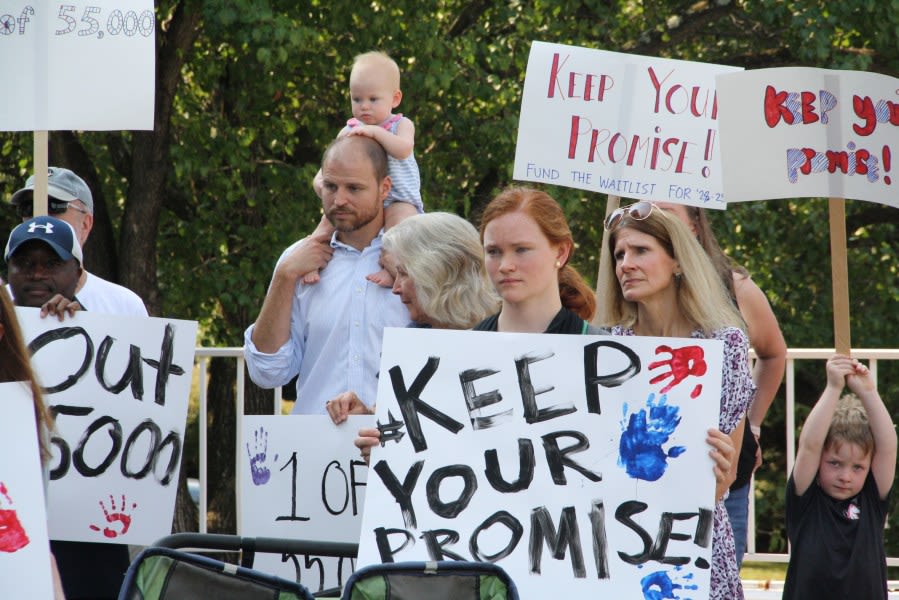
[89,494,137,539]
[649,344,707,397]
[0,482,29,553]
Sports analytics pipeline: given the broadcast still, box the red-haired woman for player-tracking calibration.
[474,186,602,334]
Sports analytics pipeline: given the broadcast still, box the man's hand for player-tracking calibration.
[275,231,334,282]
[325,391,373,425]
[40,294,82,321]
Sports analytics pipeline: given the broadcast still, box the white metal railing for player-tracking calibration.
[191,347,899,565]
[193,347,289,536]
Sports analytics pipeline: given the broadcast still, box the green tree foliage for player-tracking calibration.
[1,0,897,550]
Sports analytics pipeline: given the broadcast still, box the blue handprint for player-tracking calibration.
[246,426,277,485]
[619,393,685,481]
[640,568,697,600]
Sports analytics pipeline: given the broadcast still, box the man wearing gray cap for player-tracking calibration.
[9,167,147,316]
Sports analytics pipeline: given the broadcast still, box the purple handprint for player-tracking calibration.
[247,426,277,485]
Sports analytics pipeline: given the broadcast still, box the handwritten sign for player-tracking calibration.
[17,308,197,545]
[358,328,724,600]
[717,67,898,207]
[238,415,369,594]
[0,382,55,600]
[513,41,742,207]
[0,0,155,131]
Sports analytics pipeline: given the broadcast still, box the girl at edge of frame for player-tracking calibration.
[0,286,66,599]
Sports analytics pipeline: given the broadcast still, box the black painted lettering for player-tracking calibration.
[141,324,186,406]
[588,500,611,579]
[470,510,523,562]
[372,459,424,528]
[336,556,355,588]
[694,507,713,547]
[28,327,94,393]
[426,464,477,518]
[459,367,511,429]
[615,500,653,564]
[484,438,535,493]
[303,555,325,592]
[120,419,161,479]
[389,357,463,452]
[153,430,181,485]
[529,505,586,577]
[73,415,122,477]
[373,527,414,563]
[349,459,367,515]
[693,507,713,568]
[583,340,641,414]
[650,511,698,565]
[420,529,466,561]
[516,352,574,423]
[47,405,93,480]
[322,460,350,516]
[276,452,310,522]
[96,336,144,400]
[542,430,602,484]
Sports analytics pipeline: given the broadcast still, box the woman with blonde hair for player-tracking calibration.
[657,201,786,567]
[598,201,756,600]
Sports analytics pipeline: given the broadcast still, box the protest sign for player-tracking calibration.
[513,41,741,207]
[717,67,897,208]
[0,0,155,131]
[358,328,724,600]
[0,382,55,599]
[238,415,369,593]
[17,308,198,545]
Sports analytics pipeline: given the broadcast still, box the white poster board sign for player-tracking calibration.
[358,329,724,600]
[18,308,198,545]
[514,41,742,207]
[717,67,898,207]
[0,0,155,131]
[238,415,369,594]
[0,382,55,600]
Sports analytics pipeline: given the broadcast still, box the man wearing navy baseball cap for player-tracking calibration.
[8,167,147,316]
[5,215,84,319]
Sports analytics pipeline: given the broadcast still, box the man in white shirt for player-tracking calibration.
[244,135,409,414]
[9,167,148,316]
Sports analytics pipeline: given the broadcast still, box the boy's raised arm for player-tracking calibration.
[793,355,856,495]
[848,362,897,498]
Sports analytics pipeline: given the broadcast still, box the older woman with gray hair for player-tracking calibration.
[326,212,499,425]
[381,211,499,329]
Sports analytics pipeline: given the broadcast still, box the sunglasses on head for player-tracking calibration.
[603,201,656,231]
[15,199,88,219]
